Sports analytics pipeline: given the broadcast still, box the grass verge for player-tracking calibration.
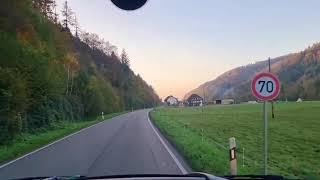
[0,112,126,165]
[150,102,320,179]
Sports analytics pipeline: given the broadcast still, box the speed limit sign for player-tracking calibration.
[251,72,280,101]
[251,71,280,175]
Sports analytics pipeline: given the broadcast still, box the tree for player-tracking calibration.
[90,33,103,50]
[63,53,79,95]
[74,13,80,37]
[1,0,160,144]
[61,0,74,29]
[51,0,58,23]
[69,55,80,95]
[120,49,130,67]
[80,32,102,50]
[0,68,29,142]
[32,0,55,19]
[79,31,119,56]
[103,41,117,56]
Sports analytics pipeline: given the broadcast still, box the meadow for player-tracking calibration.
[150,102,320,179]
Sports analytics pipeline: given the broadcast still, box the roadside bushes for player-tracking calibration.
[0,68,29,143]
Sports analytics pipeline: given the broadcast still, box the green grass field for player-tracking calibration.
[0,112,125,165]
[150,102,320,179]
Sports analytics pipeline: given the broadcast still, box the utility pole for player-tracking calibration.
[268,58,275,119]
[202,85,205,122]
[202,85,205,111]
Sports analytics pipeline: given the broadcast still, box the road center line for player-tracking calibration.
[147,115,188,174]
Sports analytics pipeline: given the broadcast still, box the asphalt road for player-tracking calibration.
[0,109,190,179]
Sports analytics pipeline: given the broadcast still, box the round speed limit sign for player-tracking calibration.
[251,72,280,101]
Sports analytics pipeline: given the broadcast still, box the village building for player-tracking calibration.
[164,95,179,106]
[186,94,203,106]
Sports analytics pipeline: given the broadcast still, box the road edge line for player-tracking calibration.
[147,114,188,174]
[0,113,128,169]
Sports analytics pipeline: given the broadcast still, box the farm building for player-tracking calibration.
[248,101,258,104]
[164,95,179,106]
[222,99,235,104]
[214,99,235,104]
[186,94,203,106]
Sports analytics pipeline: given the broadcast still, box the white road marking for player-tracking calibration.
[0,113,128,169]
[147,115,188,174]
[1,111,188,175]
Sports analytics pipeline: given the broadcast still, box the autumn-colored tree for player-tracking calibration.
[69,54,80,95]
[63,53,79,95]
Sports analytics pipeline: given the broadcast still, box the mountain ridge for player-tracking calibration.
[184,43,320,102]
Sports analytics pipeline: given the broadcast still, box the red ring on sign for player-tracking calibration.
[251,72,280,101]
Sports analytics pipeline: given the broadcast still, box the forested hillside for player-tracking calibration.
[0,0,160,144]
[185,43,320,102]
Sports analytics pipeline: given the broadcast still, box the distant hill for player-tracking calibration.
[184,44,320,102]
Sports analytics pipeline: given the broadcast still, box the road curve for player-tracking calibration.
[0,109,190,179]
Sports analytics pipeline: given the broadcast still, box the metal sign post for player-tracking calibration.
[251,72,280,175]
[263,101,268,175]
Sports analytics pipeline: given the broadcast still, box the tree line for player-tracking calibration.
[0,0,160,144]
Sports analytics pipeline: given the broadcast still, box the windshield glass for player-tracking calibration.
[0,0,319,180]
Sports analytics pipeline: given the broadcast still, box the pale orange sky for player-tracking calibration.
[59,0,320,100]
[128,47,235,100]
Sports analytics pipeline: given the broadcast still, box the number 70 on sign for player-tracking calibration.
[251,72,280,101]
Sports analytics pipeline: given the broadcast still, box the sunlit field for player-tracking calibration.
[150,102,320,179]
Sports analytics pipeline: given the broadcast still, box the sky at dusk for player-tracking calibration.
[57,0,320,99]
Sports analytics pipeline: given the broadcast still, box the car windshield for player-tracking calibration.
[0,0,319,180]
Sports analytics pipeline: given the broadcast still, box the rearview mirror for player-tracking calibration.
[111,0,148,11]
